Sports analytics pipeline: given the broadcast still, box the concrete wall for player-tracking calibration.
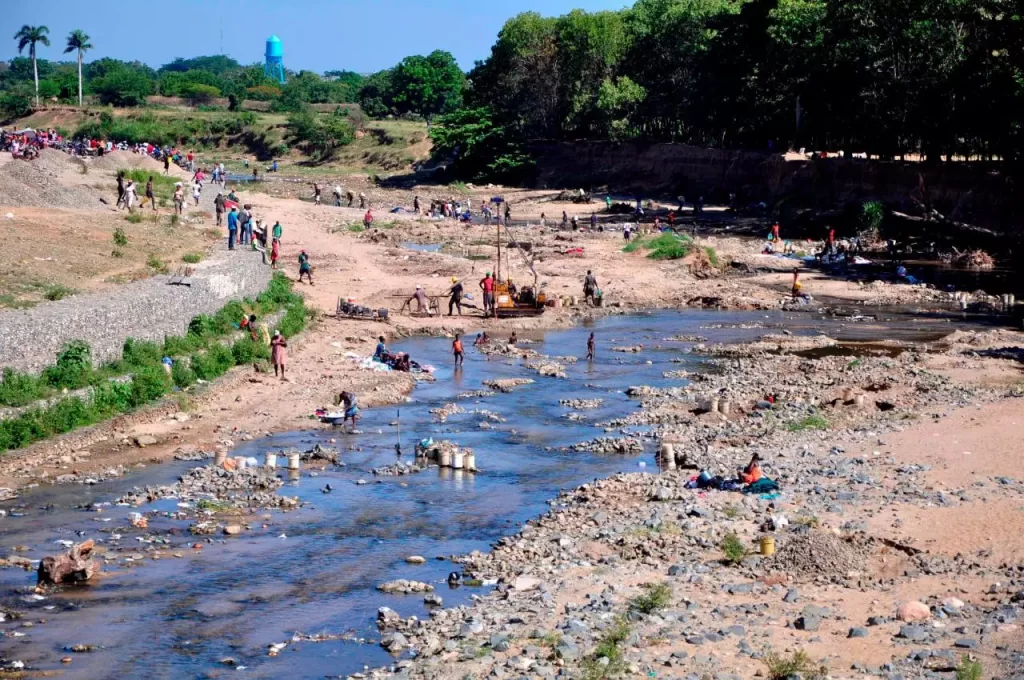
[0,248,271,374]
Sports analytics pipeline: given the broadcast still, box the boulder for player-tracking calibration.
[897,601,931,622]
[38,540,98,585]
[513,576,541,592]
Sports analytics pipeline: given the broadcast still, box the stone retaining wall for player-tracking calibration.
[0,247,271,374]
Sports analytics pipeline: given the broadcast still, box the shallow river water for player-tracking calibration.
[0,309,984,678]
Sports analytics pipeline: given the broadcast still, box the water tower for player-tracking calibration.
[264,35,286,84]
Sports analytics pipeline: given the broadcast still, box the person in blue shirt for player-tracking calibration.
[374,336,388,362]
[226,207,239,250]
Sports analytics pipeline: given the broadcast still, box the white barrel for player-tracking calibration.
[235,456,247,470]
[660,443,675,461]
[464,452,477,472]
[264,452,277,468]
[452,452,464,470]
[841,387,853,402]
[439,449,452,467]
[287,452,300,470]
[719,400,731,415]
[710,397,720,414]
[214,450,227,466]
[853,394,865,408]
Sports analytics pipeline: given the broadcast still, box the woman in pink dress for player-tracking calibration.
[271,330,288,379]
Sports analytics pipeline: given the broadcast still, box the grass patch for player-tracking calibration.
[147,254,169,274]
[622,233,695,260]
[113,227,128,246]
[581,617,630,680]
[43,284,76,301]
[120,169,180,202]
[786,413,830,432]
[761,648,828,680]
[704,246,720,267]
[955,655,983,680]
[721,504,740,519]
[0,273,309,451]
[196,499,234,513]
[628,582,672,615]
[124,213,143,224]
[347,223,364,232]
[181,252,203,264]
[720,532,747,565]
[111,248,124,258]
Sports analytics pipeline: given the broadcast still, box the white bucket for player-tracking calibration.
[264,452,277,468]
[710,397,720,414]
[853,394,865,408]
[464,452,477,472]
[235,456,247,470]
[452,452,464,470]
[719,400,731,415]
[439,449,452,467]
[842,387,853,402]
[214,450,227,466]
[287,453,300,470]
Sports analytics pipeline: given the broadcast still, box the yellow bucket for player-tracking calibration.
[760,536,776,556]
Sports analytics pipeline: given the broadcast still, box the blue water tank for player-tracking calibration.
[265,35,283,59]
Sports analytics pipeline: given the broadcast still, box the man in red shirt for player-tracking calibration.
[364,209,374,229]
[479,272,494,317]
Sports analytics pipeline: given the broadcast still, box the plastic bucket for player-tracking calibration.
[287,453,300,470]
[214,450,227,467]
[264,452,277,468]
[760,536,776,556]
[464,452,477,472]
[439,449,452,467]
[452,452,464,470]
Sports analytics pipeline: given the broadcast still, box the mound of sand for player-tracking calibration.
[88,151,190,179]
[0,149,101,210]
[765,529,867,578]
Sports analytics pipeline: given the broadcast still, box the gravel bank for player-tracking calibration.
[0,246,270,373]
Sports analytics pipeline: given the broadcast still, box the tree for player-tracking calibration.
[358,70,394,118]
[430,106,534,181]
[14,25,50,106]
[63,29,92,106]
[285,109,354,162]
[92,66,153,107]
[388,50,465,120]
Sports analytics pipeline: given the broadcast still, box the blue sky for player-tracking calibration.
[3,0,627,72]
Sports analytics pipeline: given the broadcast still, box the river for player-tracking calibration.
[0,308,981,678]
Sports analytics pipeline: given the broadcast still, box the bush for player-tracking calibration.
[762,648,828,680]
[42,341,93,390]
[43,284,76,301]
[147,254,168,273]
[0,368,47,407]
[629,583,672,614]
[187,314,216,339]
[786,413,829,432]
[182,252,202,264]
[581,617,630,680]
[122,338,163,368]
[129,365,171,408]
[861,200,884,236]
[231,338,261,364]
[125,213,144,224]
[955,655,983,680]
[171,361,197,388]
[0,92,33,121]
[720,532,747,565]
[113,227,129,247]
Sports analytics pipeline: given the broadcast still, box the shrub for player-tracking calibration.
[0,368,47,407]
[113,227,129,246]
[646,233,694,260]
[182,252,202,264]
[129,365,171,408]
[629,582,672,614]
[90,381,133,419]
[860,200,884,236]
[125,213,143,224]
[111,248,124,258]
[147,254,168,273]
[187,314,216,339]
[42,341,93,390]
[171,361,197,388]
[121,338,163,368]
[786,413,829,432]
[581,617,630,680]
[231,338,261,364]
[955,655,983,680]
[43,284,76,301]
[720,532,747,565]
[761,648,828,680]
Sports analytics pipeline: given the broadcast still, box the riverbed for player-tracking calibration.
[0,308,981,678]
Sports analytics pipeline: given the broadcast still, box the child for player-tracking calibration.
[271,238,280,270]
[453,334,464,367]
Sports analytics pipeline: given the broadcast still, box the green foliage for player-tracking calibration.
[786,413,830,432]
[112,227,128,246]
[955,655,983,680]
[704,247,720,267]
[429,106,534,182]
[387,50,465,119]
[0,368,47,407]
[92,65,154,106]
[861,200,884,234]
[0,276,307,451]
[623,233,694,260]
[125,213,143,224]
[719,532,747,565]
[182,252,202,264]
[285,109,355,162]
[43,284,76,301]
[0,91,33,120]
[581,617,630,680]
[147,254,168,273]
[762,648,828,680]
[628,582,672,614]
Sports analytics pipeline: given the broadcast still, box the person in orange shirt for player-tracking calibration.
[739,453,763,485]
[452,334,464,367]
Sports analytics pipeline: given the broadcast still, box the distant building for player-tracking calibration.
[264,35,285,84]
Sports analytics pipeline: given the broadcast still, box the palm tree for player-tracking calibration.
[63,30,93,107]
[14,25,50,107]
